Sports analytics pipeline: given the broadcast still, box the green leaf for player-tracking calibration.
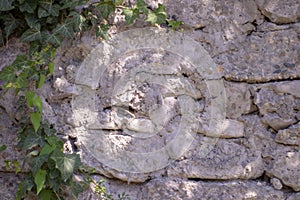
[42,31,61,46]
[136,0,148,14]
[25,14,41,30]
[39,189,55,200]
[31,112,42,132]
[16,71,28,88]
[122,8,139,25]
[0,14,21,38]
[61,0,81,9]
[38,6,50,18]
[95,24,110,40]
[46,135,63,147]
[39,0,60,17]
[33,96,42,112]
[12,54,28,69]
[19,0,38,13]
[21,129,44,149]
[0,65,15,82]
[25,91,43,112]
[146,4,167,25]
[48,62,54,75]
[69,12,86,32]
[97,1,115,20]
[40,143,56,156]
[16,178,35,200]
[0,0,14,11]
[52,23,74,38]
[38,74,46,89]
[51,150,82,181]
[20,29,42,43]
[30,154,49,175]
[25,91,35,107]
[168,20,183,31]
[34,169,47,195]
[0,144,7,152]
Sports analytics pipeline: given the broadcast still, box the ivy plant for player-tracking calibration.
[0,0,182,199]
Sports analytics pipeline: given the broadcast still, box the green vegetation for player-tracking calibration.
[0,0,182,199]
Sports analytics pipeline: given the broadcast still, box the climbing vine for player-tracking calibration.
[0,0,182,199]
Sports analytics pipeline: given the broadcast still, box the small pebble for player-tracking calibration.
[271,177,283,190]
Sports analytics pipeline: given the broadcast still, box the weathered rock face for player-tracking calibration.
[1,0,300,199]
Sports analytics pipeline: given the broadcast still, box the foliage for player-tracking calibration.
[0,0,182,199]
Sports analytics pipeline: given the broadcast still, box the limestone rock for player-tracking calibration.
[225,81,255,119]
[167,140,264,180]
[275,122,300,146]
[262,112,296,131]
[256,0,300,24]
[144,179,285,200]
[266,151,300,191]
[254,86,298,130]
[287,193,300,200]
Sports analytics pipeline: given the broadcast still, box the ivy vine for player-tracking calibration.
[0,0,182,199]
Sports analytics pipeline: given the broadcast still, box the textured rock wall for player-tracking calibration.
[1,0,300,199]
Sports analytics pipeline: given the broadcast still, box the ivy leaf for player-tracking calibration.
[146,4,167,25]
[34,169,47,195]
[39,189,55,200]
[61,0,81,10]
[122,8,139,25]
[30,154,49,175]
[136,0,148,14]
[25,91,35,107]
[16,178,35,200]
[19,0,38,13]
[52,23,74,39]
[20,29,42,43]
[42,31,61,46]
[21,131,44,149]
[97,1,115,20]
[168,20,183,31]
[46,135,63,147]
[25,14,41,30]
[39,0,60,17]
[40,143,56,156]
[38,6,50,18]
[38,74,46,89]
[51,150,82,181]
[33,96,42,112]
[0,14,21,39]
[69,12,86,32]
[0,65,15,82]
[25,91,42,112]
[95,24,110,40]
[31,112,42,133]
[0,0,14,11]
[12,54,28,69]
[16,71,28,88]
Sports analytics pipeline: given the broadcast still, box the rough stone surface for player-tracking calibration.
[1,0,300,199]
[275,122,300,146]
[256,0,300,24]
[144,179,286,200]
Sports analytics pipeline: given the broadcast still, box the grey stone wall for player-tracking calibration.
[1,0,300,199]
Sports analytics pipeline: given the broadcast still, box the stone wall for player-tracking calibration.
[1,0,300,199]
